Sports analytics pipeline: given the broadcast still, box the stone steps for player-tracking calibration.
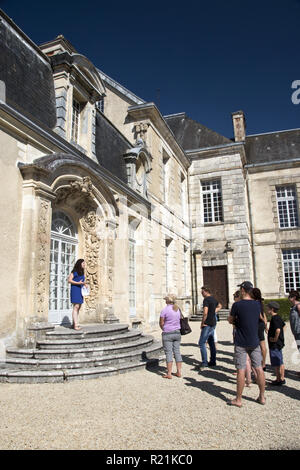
[36,329,142,350]
[3,341,163,371]
[6,336,155,360]
[0,323,164,383]
[44,323,129,340]
[190,309,230,322]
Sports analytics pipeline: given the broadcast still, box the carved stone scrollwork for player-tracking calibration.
[55,176,94,205]
[80,210,101,316]
[36,199,51,316]
[53,176,118,323]
[134,122,149,144]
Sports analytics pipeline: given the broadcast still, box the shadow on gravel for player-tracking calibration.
[216,348,235,358]
[145,363,166,377]
[183,376,257,404]
[181,354,199,370]
[265,381,300,401]
[284,369,300,382]
[198,368,236,385]
[218,341,234,347]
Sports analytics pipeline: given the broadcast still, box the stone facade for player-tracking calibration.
[0,8,300,357]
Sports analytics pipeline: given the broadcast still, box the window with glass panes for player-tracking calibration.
[129,226,136,317]
[282,249,300,293]
[49,212,77,324]
[183,245,188,295]
[201,179,223,223]
[71,98,81,143]
[96,99,104,113]
[276,185,299,229]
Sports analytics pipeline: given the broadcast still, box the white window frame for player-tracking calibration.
[276,185,299,229]
[96,99,104,113]
[165,238,172,292]
[181,173,187,218]
[183,245,188,296]
[282,249,300,293]
[71,98,81,144]
[201,179,223,224]
[49,212,78,325]
[162,154,170,204]
[129,226,136,317]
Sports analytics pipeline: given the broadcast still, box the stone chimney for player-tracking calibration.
[232,111,246,142]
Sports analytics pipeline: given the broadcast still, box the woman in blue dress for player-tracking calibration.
[68,259,86,330]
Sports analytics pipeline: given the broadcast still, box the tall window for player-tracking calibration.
[162,153,170,204]
[276,185,299,229]
[165,239,172,292]
[71,98,81,143]
[183,245,188,295]
[129,226,136,317]
[282,249,300,293]
[201,179,223,223]
[181,173,187,217]
[96,99,104,113]
[49,212,77,325]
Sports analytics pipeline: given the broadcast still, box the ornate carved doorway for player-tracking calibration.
[49,211,78,325]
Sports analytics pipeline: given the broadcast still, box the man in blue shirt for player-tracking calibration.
[228,281,266,407]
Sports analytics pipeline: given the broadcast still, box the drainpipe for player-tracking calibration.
[192,250,202,313]
[245,169,257,286]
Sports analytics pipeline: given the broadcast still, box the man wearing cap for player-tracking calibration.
[267,301,286,386]
[228,281,266,407]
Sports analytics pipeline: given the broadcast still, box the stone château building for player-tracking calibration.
[0,9,300,355]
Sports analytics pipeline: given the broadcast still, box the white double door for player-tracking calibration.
[49,234,77,325]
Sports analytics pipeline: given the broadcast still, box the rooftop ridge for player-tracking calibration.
[97,69,145,105]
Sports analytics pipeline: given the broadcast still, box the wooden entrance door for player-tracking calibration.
[202,266,229,308]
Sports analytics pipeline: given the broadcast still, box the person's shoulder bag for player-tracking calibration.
[179,309,192,335]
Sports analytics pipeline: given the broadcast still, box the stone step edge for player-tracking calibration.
[6,336,154,358]
[0,355,166,383]
[4,341,163,369]
[37,329,142,348]
[45,324,129,338]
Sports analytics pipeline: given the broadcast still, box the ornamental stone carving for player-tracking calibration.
[35,199,51,316]
[55,176,94,204]
[80,210,101,316]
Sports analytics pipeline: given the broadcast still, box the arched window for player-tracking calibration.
[49,211,78,325]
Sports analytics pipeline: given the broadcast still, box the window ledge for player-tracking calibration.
[279,226,300,231]
[204,221,224,227]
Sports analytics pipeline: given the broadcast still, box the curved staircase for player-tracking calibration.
[0,324,164,383]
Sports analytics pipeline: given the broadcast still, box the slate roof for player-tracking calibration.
[95,110,131,183]
[245,129,300,165]
[0,10,56,129]
[164,113,232,151]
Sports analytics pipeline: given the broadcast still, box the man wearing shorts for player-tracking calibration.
[228,281,266,407]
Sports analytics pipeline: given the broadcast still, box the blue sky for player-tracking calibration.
[1,0,300,138]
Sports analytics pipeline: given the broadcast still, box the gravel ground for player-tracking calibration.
[0,321,299,450]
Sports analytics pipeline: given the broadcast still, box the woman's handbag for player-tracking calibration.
[180,310,192,335]
[81,285,90,297]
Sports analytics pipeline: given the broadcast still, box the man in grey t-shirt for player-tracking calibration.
[228,281,266,408]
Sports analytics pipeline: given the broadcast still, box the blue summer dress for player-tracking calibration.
[70,271,85,304]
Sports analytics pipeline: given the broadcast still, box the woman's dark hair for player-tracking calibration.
[251,288,264,302]
[289,290,300,301]
[72,259,85,276]
[251,287,264,314]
